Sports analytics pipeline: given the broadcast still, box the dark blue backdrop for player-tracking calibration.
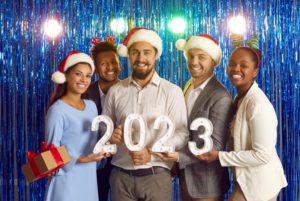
[1,0,299,201]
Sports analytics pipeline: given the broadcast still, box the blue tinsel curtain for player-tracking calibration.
[0,0,299,201]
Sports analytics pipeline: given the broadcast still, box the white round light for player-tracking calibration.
[228,16,246,35]
[44,19,62,39]
[110,18,127,34]
[168,17,187,34]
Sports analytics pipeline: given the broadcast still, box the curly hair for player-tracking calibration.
[90,42,118,66]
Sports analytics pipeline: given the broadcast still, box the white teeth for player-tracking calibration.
[107,72,115,75]
[77,84,86,88]
[232,74,242,79]
[138,63,146,67]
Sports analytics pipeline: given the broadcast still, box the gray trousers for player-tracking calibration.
[109,167,172,201]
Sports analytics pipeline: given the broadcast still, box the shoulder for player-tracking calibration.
[84,99,98,113]
[109,78,129,93]
[244,84,276,119]
[47,100,65,114]
[159,78,184,94]
[46,100,66,121]
[210,78,231,98]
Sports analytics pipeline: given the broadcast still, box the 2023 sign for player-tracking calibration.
[92,114,213,155]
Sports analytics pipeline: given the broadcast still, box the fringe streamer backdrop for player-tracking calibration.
[0,0,299,201]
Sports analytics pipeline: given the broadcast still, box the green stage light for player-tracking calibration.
[168,17,186,34]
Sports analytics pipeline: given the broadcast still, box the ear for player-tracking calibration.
[253,67,259,79]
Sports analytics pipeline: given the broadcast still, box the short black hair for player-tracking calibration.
[90,42,118,65]
[234,47,262,69]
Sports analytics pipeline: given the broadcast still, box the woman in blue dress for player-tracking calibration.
[45,50,108,201]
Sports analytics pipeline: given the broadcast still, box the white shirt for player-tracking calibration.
[185,75,213,117]
[103,71,189,170]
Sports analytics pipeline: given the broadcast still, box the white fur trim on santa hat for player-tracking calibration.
[64,53,95,73]
[118,29,162,60]
[177,35,222,66]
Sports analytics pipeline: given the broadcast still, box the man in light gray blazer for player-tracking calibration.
[156,34,233,201]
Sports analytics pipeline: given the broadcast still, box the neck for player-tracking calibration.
[236,82,254,98]
[192,75,212,89]
[133,69,155,88]
[63,92,82,102]
[61,93,84,110]
[98,79,118,94]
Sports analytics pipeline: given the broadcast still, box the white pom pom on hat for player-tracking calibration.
[175,39,186,51]
[51,50,95,84]
[117,44,129,57]
[117,27,162,60]
[175,34,222,66]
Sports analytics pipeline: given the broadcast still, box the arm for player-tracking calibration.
[219,101,276,167]
[45,106,79,174]
[166,86,189,150]
[179,95,233,166]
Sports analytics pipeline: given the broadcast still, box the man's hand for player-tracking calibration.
[110,125,123,145]
[194,149,219,163]
[130,148,151,166]
[153,152,179,162]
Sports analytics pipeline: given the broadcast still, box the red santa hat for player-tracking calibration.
[51,50,95,84]
[117,27,162,60]
[175,34,222,66]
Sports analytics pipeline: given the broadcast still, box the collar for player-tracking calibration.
[193,74,214,90]
[128,71,161,88]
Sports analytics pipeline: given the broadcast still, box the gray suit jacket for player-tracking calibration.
[179,76,233,198]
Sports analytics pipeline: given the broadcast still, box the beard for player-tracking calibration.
[132,62,155,80]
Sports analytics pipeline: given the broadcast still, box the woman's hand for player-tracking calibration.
[77,152,111,163]
[194,149,219,163]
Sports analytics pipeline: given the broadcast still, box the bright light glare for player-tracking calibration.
[110,18,127,34]
[44,19,62,38]
[228,16,246,34]
[168,17,187,34]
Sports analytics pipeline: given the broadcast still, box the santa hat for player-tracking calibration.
[117,27,162,60]
[175,34,222,66]
[51,50,95,84]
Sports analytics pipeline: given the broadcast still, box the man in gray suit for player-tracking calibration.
[156,34,233,201]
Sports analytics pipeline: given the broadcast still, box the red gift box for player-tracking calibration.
[22,142,71,182]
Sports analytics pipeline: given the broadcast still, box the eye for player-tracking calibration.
[75,72,82,76]
[86,74,92,78]
[240,64,248,68]
[228,62,235,67]
[100,62,107,67]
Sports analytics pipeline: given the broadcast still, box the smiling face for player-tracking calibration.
[227,48,259,95]
[187,48,215,87]
[65,63,92,95]
[129,41,157,81]
[95,51,121,83]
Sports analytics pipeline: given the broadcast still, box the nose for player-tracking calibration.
[80,74,88,82]
[189,57,198,65]
[136,52,146,62]
[107,62,114,70]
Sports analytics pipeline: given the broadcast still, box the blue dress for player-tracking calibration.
[45,99,99,201]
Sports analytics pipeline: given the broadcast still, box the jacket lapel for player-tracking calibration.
[189,76,218,123]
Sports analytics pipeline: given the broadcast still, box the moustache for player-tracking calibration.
[133,61,149,66]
